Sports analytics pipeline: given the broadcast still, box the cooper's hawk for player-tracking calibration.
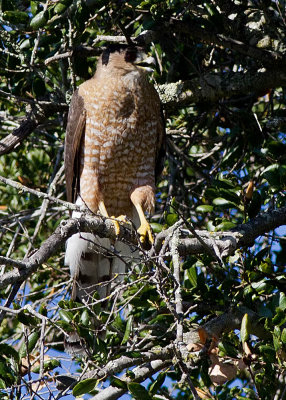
[64,44,165,352]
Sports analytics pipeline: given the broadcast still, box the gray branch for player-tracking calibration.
[157,68,286,109]
[0,102,67,156]
[1,205,285,291]
[56,346,173,397]
[90,359,171,400]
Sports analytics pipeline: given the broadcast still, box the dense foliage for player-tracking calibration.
[0,1,286,399]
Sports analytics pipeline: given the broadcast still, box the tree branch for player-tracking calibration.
[0,205,285,291]
[157,68,286,109]
[178,206,286,257]
[0,175,78,211]
[168,19,285,67]
[45,45,101,65]
[0,216,133,290]
[0,112,39,155]
[184,304,271,352]
[90,359,171,400]
[56,346,173,394]
[0,102,67,156]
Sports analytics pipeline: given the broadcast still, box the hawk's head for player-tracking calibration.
[100,44,155,75]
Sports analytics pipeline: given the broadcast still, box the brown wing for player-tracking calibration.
[64,89,86,204]
[155,98,166,183]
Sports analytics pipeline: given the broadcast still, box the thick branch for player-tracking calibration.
[155,206,285,256]
[234,206,286,247]
[157,68,286,109]
[56,345,173,393]
[0,112,39,155]
[90,359,171,400]
[0,216,133,290]
[0,206,285,290]
[184,305,271,350]
[0,102,67,156]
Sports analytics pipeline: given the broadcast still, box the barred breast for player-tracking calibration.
[78,73,161,216]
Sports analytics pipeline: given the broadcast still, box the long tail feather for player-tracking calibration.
[64,200,140,355]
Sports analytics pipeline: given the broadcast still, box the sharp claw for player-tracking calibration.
[137,222,154,244]
[112,219,120,235]
[148,229,154,244]
[110,215,129,236]
[116,215,131,225]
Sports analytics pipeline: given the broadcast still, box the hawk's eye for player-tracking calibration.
[124,49,137,63]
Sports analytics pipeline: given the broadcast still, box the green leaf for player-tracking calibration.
[128,382,153,400]
[196,205,214,213]
[149,371,166,394]
[259,259,273,274]
[258,345,276,363]
[258,304,273,318]
[263,163,280,186]
[112,313,125,332]
[124,351,142,358]
[18,310,39,326]
[110,376,127,389]
[30,1,39,15]
[212,197,237,208]
[59,309,74,323]
[150,222,163,233]
[251,280,267,293]
[273,327,281,351]
[54,0,72,14]
[3,11,29,24]
[30,10,48,29]
[272,308,286,326]
[121,316,133,345]
[279,292,286,311]
[216,177,236,189]
[149,314,173,325]
[218,341,238,358]
[241,313,250,343]
[32,359,61,374]
[0,361,16,385]
[281,328,286,344]
[0,344,19,362]
[165,213,178,226]
[80,309,90,326]
[219,188,240,204]
[72,378,98,396]
[215,221,236,231]
[19,332,39,359]
[19,38,33,50]
[187,266,197,287]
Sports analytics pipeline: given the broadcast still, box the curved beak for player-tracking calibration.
[135,53,156,72]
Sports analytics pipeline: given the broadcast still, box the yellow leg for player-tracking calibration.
[98,201,128,235]
[134,203,154,244]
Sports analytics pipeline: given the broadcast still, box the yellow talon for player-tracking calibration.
[99,201,127,235]
[137,220,154,244]
[114,215,130,224]
[132,203,154,244]
[111,215,131,235]
[110,217,121,235]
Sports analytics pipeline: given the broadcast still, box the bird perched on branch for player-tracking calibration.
[64,44,165,354]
